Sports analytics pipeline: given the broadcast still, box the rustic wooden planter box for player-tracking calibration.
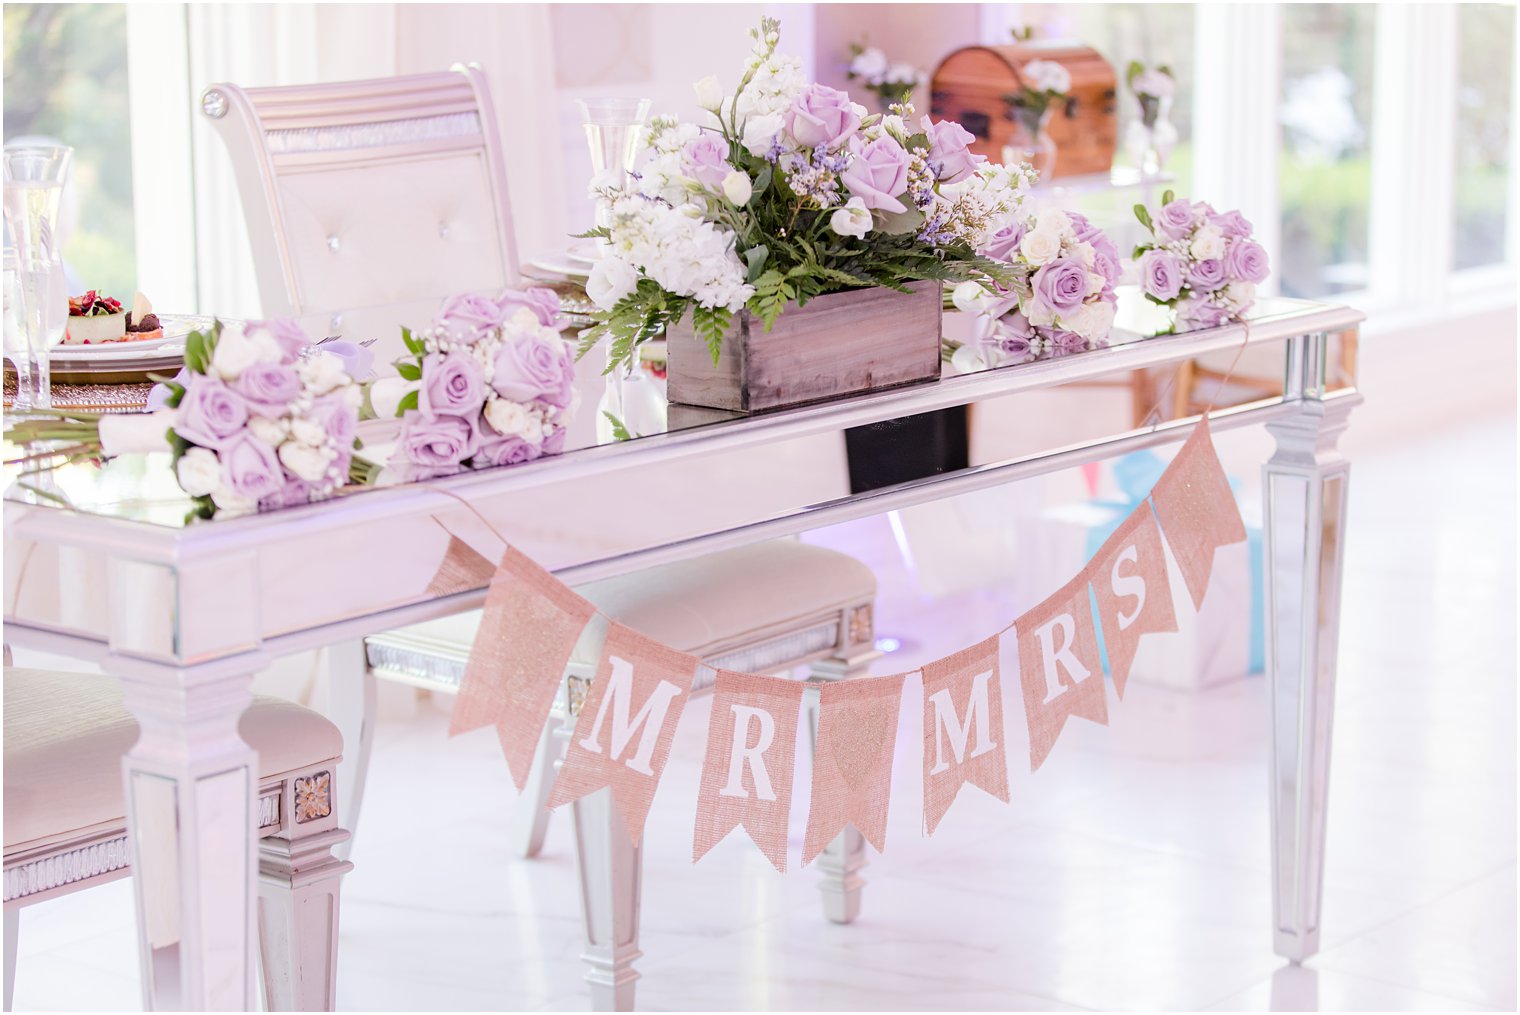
[665,280,943,413]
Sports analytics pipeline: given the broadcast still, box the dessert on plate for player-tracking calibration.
[64,290,162,344]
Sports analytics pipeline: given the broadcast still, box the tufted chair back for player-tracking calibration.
[200,67,518,332]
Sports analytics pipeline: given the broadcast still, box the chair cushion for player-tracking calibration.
[377,540,876,663]
[3,669,343,851]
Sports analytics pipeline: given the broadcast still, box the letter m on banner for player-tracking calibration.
[548,622,699,845]
[920,634,1010,834]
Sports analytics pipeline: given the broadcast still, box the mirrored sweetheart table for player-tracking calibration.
[3,293,1364,1010]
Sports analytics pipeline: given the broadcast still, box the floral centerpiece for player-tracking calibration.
[845,40,928,112]
[7,320,366,517]
[1125,61,1178,174]
[582,17,1034,394]
[1004,59,1070,141]
[949,206,1121,369]
[361,287,578,482]
[1133,191,1270,330]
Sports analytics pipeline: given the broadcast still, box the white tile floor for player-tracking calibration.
[8,416,1516,1012]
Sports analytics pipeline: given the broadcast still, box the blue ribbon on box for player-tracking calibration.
[1084,451,1265,675]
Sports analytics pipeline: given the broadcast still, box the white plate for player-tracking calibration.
[526,255,591,279]
[50,314,216,363]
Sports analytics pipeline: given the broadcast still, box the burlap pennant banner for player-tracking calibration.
[920,634,1010,835]
[424,534,499,598]
[693,670,806,872]
[547,622,700,846]
[1015,572,1109,771]
[448,547,598,789]
[1089,506,1179,699]
[1149,416,1248,610]
[802,673,907,867]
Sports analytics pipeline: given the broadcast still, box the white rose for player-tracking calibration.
[278,440,332,483]
[693,75,724,112]
[741,112,785,157]
[289,416,326,447]
[586,255,640,310]
[247,415,287,445]
[1019,229,1061,266]
[210,485,254,513]
[368,376,418,419]
[849,47,888,83]
[1225,281,1257,308]
[249,332,283,365]
[340,382,363,411]
[952,280,988,315]
[484,397,530,437]
[520,412,544,446]
[1190,225,1225,260]
[829,197,872,240]
[298,350,346,395]
[722,170,753,206]
[209,327,258,381]
[175,447,222,497]
[1062,301,1113,341]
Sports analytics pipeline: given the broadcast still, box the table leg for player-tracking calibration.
[112,651,265,1011]
[1262,347,1356,963]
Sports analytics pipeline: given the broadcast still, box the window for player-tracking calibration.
[1453,3,1514,271]
[3,3,137,298]
[1278,4,1377,298]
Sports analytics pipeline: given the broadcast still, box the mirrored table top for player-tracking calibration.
[4,288,1361,531]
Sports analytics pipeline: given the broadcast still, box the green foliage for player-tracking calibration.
[396,389,419,415]
[601,411,633,442]
[690,305,732,365]
[394,360,422,381]
[401,327,424,356]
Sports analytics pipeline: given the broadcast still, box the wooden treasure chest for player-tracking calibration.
[930,43,1117,179]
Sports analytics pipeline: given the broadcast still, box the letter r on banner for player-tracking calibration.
[548,622,699,845]
[921,635,1010,835]
[1016,573,1109,771]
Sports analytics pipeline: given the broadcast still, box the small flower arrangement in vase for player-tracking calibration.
[582,18,1035,413]
[845,40,928,112]
[1133,191,1271,331]
[1125,61,1178,175]
[1002,58,1071,178]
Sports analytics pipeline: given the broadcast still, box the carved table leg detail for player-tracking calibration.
[572,788,641,1012]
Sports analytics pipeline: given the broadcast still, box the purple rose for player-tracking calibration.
[1067,211,1102,245]
[419,351,485,416]
[841,136,911,213]
[1223,239,1270,284]
[1210,208,1253,239]
[1186,258,1226,293]
[473,431,540,469]
[246,318,312,362]
[1138,249,1184,302]
[497,287,562,329]
[993,310,1036,356]
[785,83,861,150]
[1177,298,1236,332]
[234,362,302,419]
[219,430,285,502]
[541,426,568,457]
[1032,257,1092,314]
[1048,329,1089,353]
[258,477,314,511]
[920,116,984,183]
[978,221,1024,262]
[311,392,357,447]
[147,365,190,411]
[395,411,479,472]
[321,340,375,381]
[1155,198,1197,241]
[1067,212,1122,285]
[682,134,732,190]
[492,331,575,408]
[434,292,506,345]
[174,379,249,450]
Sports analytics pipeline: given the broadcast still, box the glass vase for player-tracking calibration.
[578,97,650,254]
[1003,106,1057,181]
[1126,95,1178,177]
[3,144,73,411]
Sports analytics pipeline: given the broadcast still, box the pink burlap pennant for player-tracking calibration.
[1090,506,1179,698]
[920,635,1010,835]
[424,535,498,598]
[547,622,699,845]
[801,674,906,868]
[1150,416,1248,610]
[1016,572,1109,771]
[693,670,805,872]
[448,547,597,790]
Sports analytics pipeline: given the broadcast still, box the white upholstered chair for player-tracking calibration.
[203,69,882,1010]
[2,668,352,1012]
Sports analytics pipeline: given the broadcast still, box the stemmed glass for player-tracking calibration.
[577,97,650,247]
[3,143,73,411]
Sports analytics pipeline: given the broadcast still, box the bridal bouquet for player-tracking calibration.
[7,320,366,517]
[1133,191,1270,329]
[364,288,578,482]
[950,206,1121,367]
[583,18,1034,374]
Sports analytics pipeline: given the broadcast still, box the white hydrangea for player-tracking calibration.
[733,51,806,124]
[596,195,754,312]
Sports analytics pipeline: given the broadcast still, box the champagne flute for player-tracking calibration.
[3,143,73,410]
[578,97,651,248]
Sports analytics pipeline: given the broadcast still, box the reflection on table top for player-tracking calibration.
[3,288,1362,532]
